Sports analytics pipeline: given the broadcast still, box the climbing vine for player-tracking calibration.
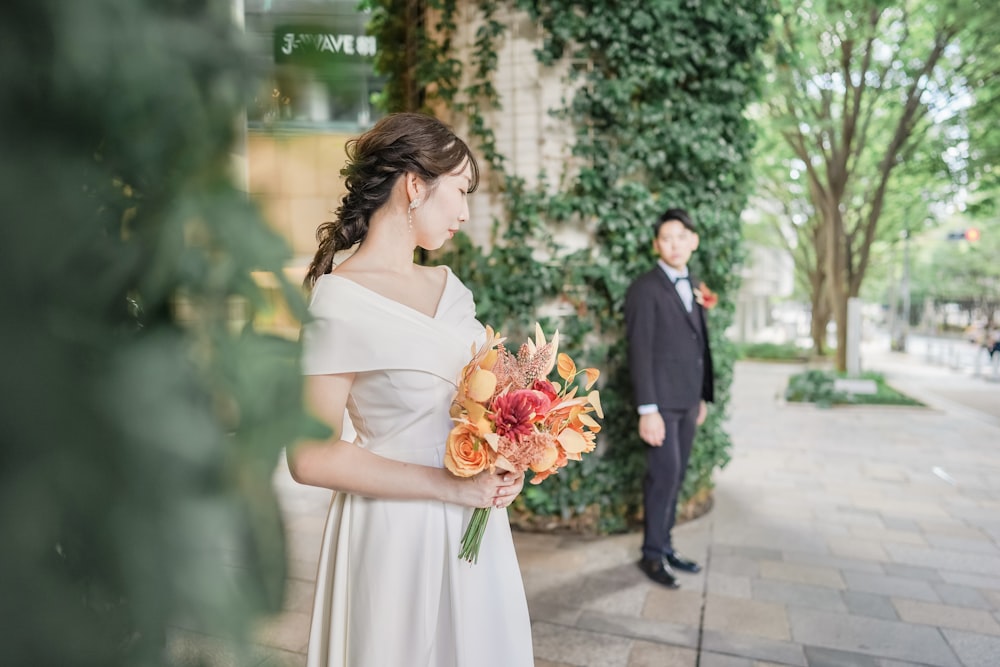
[367,0,774,533]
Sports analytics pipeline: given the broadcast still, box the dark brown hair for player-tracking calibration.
[303,113,480,288]
[653,207,696,236]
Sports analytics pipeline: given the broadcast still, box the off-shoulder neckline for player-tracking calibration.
[321,266,453,320]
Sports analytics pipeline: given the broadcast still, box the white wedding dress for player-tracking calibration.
[300,266,533,667]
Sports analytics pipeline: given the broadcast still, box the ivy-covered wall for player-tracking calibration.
[368,0,774,532]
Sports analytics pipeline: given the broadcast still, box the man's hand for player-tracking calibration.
[696,400,708,426]
[639,412,665,446]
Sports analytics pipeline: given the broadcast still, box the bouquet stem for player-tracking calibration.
[458,507,491,563]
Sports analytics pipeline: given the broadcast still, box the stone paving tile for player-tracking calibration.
[285,556,319,584]
[842,591,900,621]
[581,583,649,617]
[780,549,884,574]
[712,523,835,555]
[787,609,961,667]
[536,660,575,667]
[697,653,788,667]
[712,545,785,561]
[917,521,992,540]
[700,629,807,666]
[281,578,315,614]
[842,571,942,602]
[891,599,1000,636]
[530,563,650,613]
[940,629,1000,667]
[882,563,945,582]
[860,463,910,483]
[759,561,846,590]
[255,647,305,667]
[527,599,584,626]
[168,630,273,667]
[532,621,632,667]
[939,571,1000,592]
[642,588,703,626]
[885,544,1000,577]
[576,609,699,648]
[814,508,886,530]
[861,500,952,520]
[697,652,755,667]
[801,646,883,666]
[930,582,993,610]
[750,578,847,613]
[253,610,310,654]
[708,572,754,599]
[703,595,791,641]
[824,536,888,562]
[883,517,921,533]
[850,525,928,546]
[712,554,763,577]
[924,534,1000,555]
[626,640,698,667]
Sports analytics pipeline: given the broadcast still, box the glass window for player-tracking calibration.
[245,0,383,130]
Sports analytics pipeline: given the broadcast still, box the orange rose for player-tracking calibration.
[444,422,492,477]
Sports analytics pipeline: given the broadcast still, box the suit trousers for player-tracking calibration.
[641,403,699,561]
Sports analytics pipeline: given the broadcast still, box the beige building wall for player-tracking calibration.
[444,3,576,251]
[247,131,352,277]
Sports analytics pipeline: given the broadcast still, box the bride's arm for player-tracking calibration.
[287,373,517,508]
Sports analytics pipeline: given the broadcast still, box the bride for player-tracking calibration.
[289,112,534,667]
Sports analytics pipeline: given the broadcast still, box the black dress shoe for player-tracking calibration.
[637,558,680,588]
[665,552,701,573]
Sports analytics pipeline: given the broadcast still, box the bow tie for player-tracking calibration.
[673,275,690,283]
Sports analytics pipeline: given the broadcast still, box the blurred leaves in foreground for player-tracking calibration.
[0,1,315,664]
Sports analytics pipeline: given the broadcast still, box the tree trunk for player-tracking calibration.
[809,273,829,355]
[827,208,848,372]
[810,306,827,356]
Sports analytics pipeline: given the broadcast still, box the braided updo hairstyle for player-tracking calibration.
[303,113,480,289]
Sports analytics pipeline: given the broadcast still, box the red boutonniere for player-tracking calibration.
[694,282,718,310]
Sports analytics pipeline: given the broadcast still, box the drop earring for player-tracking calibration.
[408,198,421,231]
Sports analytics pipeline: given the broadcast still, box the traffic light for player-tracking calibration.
[946,228,981,241]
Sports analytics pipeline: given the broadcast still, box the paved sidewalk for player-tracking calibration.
[253,344,1000,666]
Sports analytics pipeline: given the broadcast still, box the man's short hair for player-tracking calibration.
[653,208,696,235]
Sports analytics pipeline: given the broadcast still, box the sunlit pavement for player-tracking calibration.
[249,336,1000,667]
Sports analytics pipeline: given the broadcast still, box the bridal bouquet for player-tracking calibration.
[445,324,603,563]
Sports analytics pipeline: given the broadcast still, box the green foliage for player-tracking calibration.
[1,1,312,664]
[364,0,462,112]
[785,370,922,407]
[737,341,812,362]
[785,370,852,407]
[368,0,773,531]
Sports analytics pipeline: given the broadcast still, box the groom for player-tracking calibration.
[624,207,714,588]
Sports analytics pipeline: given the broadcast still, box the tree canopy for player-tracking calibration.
[756,0,1000,367]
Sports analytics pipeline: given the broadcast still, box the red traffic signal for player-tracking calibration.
[946,228,982,241]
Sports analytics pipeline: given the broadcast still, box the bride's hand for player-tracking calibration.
[492,471,524,509]
[450,469,523,509]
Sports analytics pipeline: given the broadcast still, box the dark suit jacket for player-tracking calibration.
[624,266,715,410]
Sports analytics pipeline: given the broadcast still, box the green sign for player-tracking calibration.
[274,25,377,65]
